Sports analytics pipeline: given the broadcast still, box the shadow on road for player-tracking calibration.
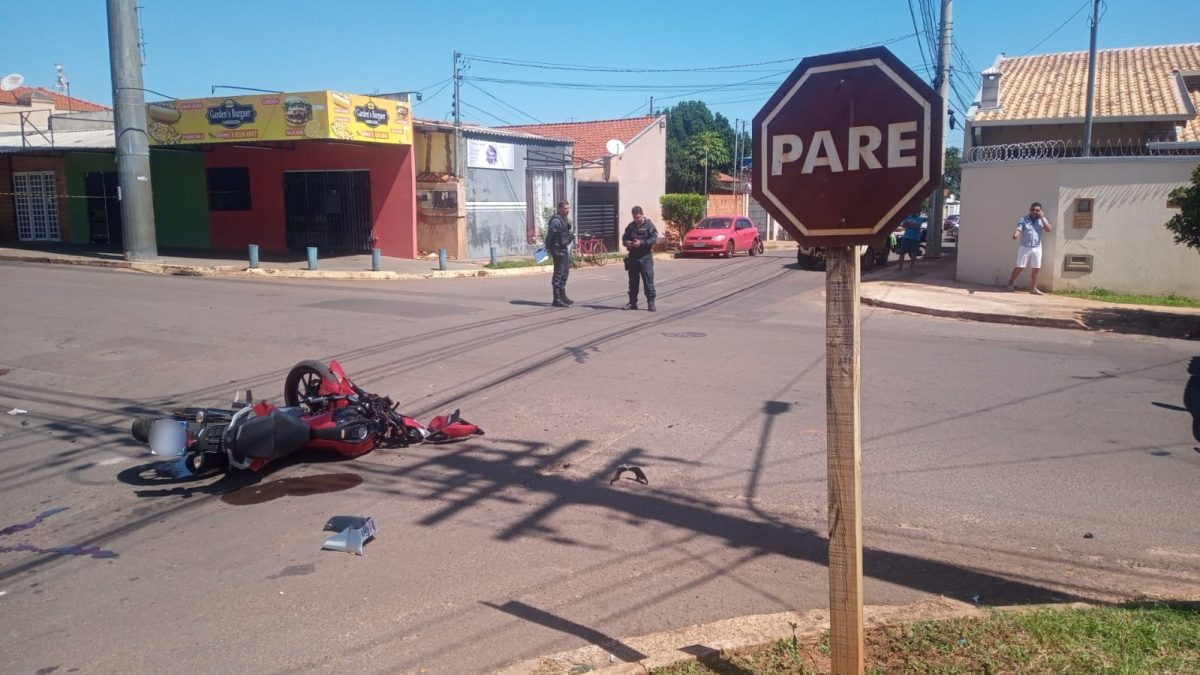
[482,600,646,662]
[1078,307,1200,340]
[1186,357,1200,445]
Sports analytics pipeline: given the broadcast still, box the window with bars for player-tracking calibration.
[206,167,253,211]
[13,171,61,242]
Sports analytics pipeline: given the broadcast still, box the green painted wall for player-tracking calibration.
[64,152,118,244]
[63,150,210,248]
[150,150,209,248]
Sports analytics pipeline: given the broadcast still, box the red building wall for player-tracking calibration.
[204,142,416,257]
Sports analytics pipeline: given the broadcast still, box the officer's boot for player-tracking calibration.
[561,291,575,306]
[552,290,568,308]
[647,299,656,312]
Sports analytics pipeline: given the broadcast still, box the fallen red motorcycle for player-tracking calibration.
[130,359,483,475]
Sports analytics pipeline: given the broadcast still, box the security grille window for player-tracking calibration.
[206,167,252,211]
[13,171,61,241]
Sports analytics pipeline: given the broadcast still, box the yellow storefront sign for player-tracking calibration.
[146,90,413,146]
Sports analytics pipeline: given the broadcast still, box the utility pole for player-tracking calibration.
[926,0,952,259]
[649,96,654,116]
[1081,0,1101,157]
[106,0,156,260]
[453,50,463,177]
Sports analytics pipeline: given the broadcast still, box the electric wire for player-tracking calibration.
[463,81,542,124]
[460,100,515,127]
[1020,0,1091,56]
[907,0,932,75]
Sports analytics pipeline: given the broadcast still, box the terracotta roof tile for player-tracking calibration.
[972,43,1200,123]
[501,116,662,164]
[0,87,109,113]
[1180,87,1200,142]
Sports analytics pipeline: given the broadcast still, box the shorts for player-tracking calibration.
[1016,245,1042,269]
[898,238,921,255]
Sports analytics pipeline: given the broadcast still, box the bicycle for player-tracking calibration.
[571,233,609,267]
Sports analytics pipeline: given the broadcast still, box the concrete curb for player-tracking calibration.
[497,598,1095,674]
[0,252,637,280]
[862,295,1089,331]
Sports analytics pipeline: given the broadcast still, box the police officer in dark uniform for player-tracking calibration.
[621,206,659,312]
[546,200,574,307]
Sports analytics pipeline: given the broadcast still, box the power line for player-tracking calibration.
[463,80,542,123]
[464,74,784,93]
[461,34,917,75]
[907,0,932,75]
[460,100,515,126]
[413,77,452,94]
[1020,0,1091,56]
[415,80,453,107]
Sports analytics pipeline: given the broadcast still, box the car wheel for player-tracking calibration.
[724,242,735,258]
[750,239,763,256]
[797,250,818,270]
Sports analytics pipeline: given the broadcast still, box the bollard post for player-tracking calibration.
[489,245,497,267]
[307,246,318,270]
[438,247,447,271]
[371,248,381,272]
[248,244,259,269]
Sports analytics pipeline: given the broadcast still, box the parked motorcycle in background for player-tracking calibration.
[130,359,484,475]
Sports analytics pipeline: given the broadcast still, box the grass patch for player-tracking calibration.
[485,258,546,269]
[651,604,1200,674]
[1054,287,1200,308]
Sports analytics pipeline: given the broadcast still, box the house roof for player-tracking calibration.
[413,117,571,144]
[0,128,118,153]
[500,116,662,164]
[0,87,110,113]
[971,44,1200,127]
[1181,88,1200,142]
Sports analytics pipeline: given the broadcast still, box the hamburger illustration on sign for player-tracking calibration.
[283,95,313,126]
[206,99,257,129]
[354,100,389,128]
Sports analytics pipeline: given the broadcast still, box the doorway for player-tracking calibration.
[283,170,373,253]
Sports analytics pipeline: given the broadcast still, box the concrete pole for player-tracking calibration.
[453,50,463,177]
[926,0,951,259]
[106,0,157,260]
[1081,0,1101,157]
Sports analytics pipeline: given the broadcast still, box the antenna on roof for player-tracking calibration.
[1,73,25,92]
[55,64,72,111]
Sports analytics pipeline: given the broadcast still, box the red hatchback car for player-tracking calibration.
[681,215,765,257]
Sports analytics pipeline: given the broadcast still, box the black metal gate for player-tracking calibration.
[85,171,122,246]
[283,170,373,253]
[576,182,620,251]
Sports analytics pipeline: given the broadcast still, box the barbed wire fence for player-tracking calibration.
[965,139,1200,164]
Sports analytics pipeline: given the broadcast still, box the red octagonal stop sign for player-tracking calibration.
[752,47,943,247]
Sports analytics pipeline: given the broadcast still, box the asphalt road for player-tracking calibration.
[1,253,1197,674]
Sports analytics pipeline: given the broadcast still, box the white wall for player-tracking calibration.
[959,157,1200,297]
[611,120,666,227]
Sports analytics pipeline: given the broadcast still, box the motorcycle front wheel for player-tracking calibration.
[284,360,336,410]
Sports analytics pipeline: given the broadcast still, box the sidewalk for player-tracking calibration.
[860,251,1200,340]
[0,243,516,280]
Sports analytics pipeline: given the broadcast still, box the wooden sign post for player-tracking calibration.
[825,246,864,671]
[751,47,943,674]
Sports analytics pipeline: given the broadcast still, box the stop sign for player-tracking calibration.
[752,47,943,246]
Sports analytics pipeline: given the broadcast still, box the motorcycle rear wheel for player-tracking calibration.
[284,360,336,410]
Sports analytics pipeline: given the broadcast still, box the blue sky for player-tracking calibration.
[4,0,1199,147]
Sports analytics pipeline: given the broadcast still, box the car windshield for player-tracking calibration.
[696,218,732,230]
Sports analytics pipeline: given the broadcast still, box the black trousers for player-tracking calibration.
[626,255,655,304]
[551,250,570,294]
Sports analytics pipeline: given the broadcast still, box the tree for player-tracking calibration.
[944,146,962,195]
[685,131,730,190]
[664,100,739,193]
[1165,163,1200,253]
